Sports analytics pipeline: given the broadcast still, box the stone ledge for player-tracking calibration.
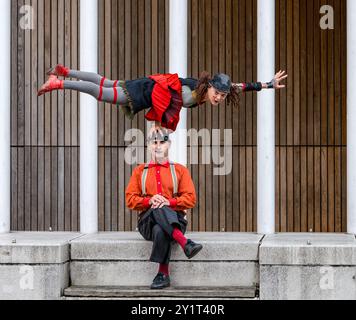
[260,233,356,265]
[64,285,257,299]
[260,265,356,300]
[70,261,259,287]
[0,232,83,264]
[0,263,69,300]
[70,232,264,261]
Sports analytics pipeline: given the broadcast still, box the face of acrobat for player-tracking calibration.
[149,140,171,163]
[206,85,228,106]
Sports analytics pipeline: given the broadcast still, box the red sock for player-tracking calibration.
[159,263,169,276]
[172,228,187,249]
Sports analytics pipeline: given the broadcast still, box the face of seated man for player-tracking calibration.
[148,138,171,163]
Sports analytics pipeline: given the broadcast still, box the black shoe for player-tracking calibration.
[184,239,203,259]
[150,272,170,289]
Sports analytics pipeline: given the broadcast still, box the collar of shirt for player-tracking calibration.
[148,160,170,169]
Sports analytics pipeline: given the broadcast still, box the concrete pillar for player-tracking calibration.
[0,0,11,233]
[80,0,98,233]
[168,0,188,166]
[257,0,275,234]
[347,0,356,234]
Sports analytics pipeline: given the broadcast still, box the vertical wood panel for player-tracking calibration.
[300,147,307,231]
[11,149,18,230]
[111,148,118,231]
[64,148,71,231]
[232,148,240,231]
[321,147,328,231]
[314,147,321,232]
[11,0,18,146]
[275,0,347,232]
[218,0,226,232]
[104,0,112,147]
[18,0,25,146]
[118,148,125,231]
[31,147,38,230]
[57,147,64,230]
[246,147,253,232]
[105,148,111,231]
[275,148,280,231]
[37,147,44,230]
[17,148,24,230]
[335,147,342,232]
[57,0,64,146]
[71,0,79,146]
[287,148,294,231]
[341,147,347,231]
[286,0,293,146]
[187,0,258,232]
[44,147,51,230]
[64,0,71,147]
[12,0,80,231]
[25,0,31,146]
[38,0,44,146]
[50,0,58,146]
[24,147,31,230]
[98,148,105,231]
[307,147,314,231]
[71,148,79,231]
[44,0,51,146]
[51,148,58,231]
[293,147,301,232]
[299,0,307,146]
[280,147,287,231]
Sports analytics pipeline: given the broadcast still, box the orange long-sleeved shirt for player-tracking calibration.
[125,161,196,213]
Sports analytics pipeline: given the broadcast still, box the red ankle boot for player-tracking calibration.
[37,75,64,96]
[46,64,70,77]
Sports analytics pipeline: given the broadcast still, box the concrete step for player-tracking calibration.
[69,232,264,287]
[63,285,257,299]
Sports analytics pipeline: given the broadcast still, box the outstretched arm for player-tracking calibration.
[233,70,288,92]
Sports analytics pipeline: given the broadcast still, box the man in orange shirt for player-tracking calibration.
[126,125,203,289]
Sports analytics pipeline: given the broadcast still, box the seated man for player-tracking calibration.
[125,125,203,289]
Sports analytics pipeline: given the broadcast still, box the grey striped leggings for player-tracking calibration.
[63,69,130,105]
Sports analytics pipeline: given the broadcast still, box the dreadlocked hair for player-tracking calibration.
[194,71,241,108]
[195,71,212,105]
[226,85,241,109]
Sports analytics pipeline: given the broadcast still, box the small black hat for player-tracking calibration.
[147,127,171,142]
[209,73,232,93]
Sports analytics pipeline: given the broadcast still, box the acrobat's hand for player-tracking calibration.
[269,70,288,89]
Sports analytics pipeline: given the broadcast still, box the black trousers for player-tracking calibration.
[137,206,188,264]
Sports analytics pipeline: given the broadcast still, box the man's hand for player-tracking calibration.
[150,194,170,209]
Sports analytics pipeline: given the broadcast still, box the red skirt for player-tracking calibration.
[145,73,183,131]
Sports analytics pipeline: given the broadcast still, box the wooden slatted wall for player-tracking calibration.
[98,0,169,231]
[11,0,80,231]
[275,0,347,232]
[11,0,347,233]
[187,0,258,232]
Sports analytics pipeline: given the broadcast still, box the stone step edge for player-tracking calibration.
[64,286,257,298]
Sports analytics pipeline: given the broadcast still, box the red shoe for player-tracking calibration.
[46,64,70,77]
[37,75,64,96]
